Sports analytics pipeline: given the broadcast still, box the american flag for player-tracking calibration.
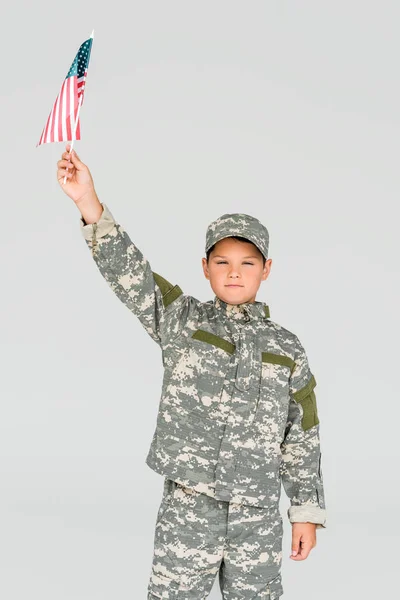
[36,32,93,147]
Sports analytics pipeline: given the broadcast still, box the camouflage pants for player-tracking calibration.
[147,479,284,599]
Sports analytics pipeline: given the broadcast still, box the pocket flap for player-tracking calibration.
[262,352,295,372]
[191,329,235,354]
[267,572,284,599]
[148,572,180,598]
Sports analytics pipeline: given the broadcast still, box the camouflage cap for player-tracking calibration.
[205,213,269,260]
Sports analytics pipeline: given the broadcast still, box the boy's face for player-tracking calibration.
[201,237,272,304]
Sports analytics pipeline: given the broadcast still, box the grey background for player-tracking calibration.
[1,0,398,597]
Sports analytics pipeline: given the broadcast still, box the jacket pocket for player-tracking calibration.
[186,329,233,414]
[292,374,319,431]
[191,328,235,356]
[261,352,295,386]
[253,352,294,425]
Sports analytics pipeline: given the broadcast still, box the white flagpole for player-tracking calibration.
[63,29,94,185]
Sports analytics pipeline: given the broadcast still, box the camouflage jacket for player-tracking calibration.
[80,203,327,528]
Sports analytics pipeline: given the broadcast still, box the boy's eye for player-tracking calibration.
[215,261,254,265]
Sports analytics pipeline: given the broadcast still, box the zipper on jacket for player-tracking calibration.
[91,222,98,257]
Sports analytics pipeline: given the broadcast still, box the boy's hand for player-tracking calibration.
[57,143,97,206]
[290,522,317,561]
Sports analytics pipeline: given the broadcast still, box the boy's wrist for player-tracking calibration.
[76,191,103,224]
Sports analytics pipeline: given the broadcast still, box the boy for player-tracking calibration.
[57,144,327,599]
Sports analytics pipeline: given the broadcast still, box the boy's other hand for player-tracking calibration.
[57,143,97,206]
[290,522,317,560]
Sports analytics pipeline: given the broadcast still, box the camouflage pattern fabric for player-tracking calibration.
[79,202,327,534]
[205,212,270,260]
[80,204,326,584]
[147,478,284,599]
[80,203,326,600]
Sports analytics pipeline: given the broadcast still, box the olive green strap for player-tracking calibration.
[261,352,295,370]
[292,374,317,403]
[299,389,320,430]
[292,375,319,431]
[192,329,235,354]
[153,272,183,308]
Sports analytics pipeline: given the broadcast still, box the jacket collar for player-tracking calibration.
[213,296,270,321]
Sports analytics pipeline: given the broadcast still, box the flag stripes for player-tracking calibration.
[37,34,92,147]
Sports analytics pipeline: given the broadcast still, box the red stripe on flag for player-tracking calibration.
[52,90,59,142]
[38,63,89,145]
[73,76,80,139]
[58,80,65,141]
[47,96,55,142]
[46,95,57,143]
[66,77,72,140]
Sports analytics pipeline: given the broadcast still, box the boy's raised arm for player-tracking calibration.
[79,201,191,348]
[280,336,327,529]
[56,145,191,348]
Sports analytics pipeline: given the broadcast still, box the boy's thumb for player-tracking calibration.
[70,150,83,168]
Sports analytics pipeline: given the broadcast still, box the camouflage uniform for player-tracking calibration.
[80,205,327,599]
[148,479,285,599]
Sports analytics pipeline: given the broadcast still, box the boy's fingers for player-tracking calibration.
[298,540,312,559]
[58,165,73,175]
[70,149,84,168]
[62,145,80,163]
[290,538,313,561]
[57,159,74,169]
[62,150,71,160]
[58,170,72,183]
[291,533,301,557]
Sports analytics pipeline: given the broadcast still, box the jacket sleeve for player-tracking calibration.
[79,202,192,349]
[279,335,327,529]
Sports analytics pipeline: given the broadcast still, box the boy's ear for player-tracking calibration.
[202,257,210,279]
[261,258,272,280]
